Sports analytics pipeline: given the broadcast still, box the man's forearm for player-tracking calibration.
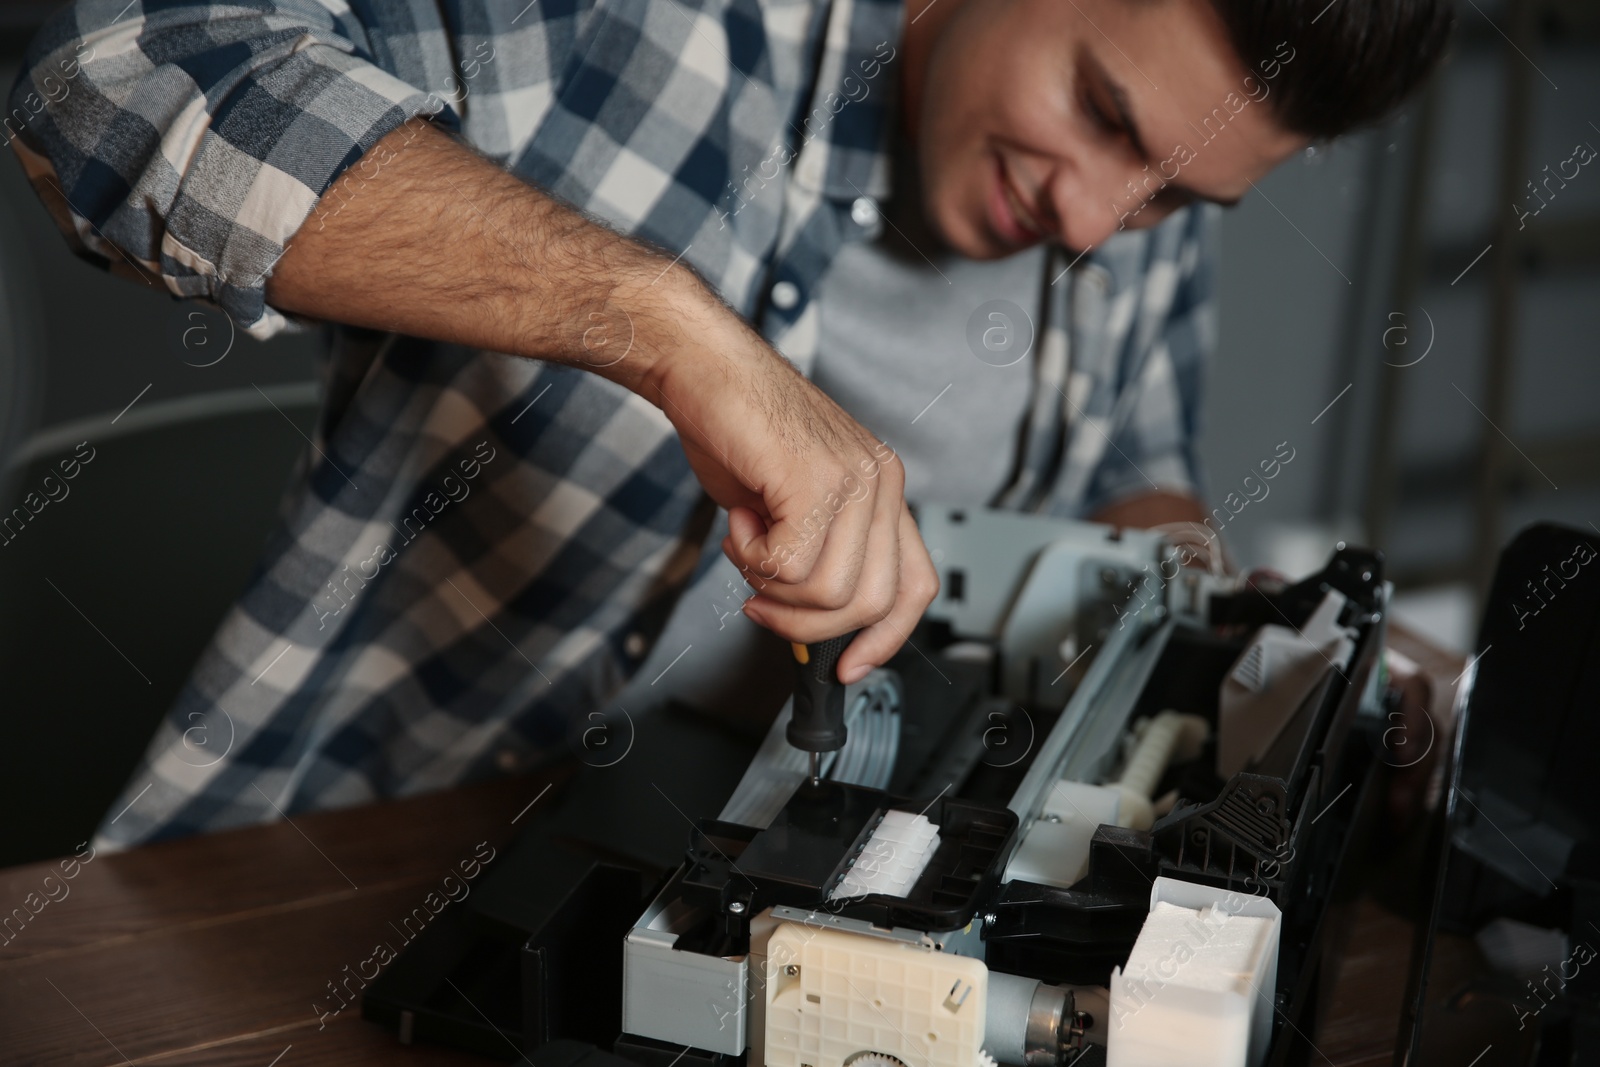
[261,114,941,677]
[265,117,700,399]
[1089,489,1209,531]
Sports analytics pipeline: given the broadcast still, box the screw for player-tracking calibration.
[729,901,746,915]
[1256,796,1277,816]
[784,965,800,977]
[983,913,998,926]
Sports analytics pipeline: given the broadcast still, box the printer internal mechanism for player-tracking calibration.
[364,508,1395,1067]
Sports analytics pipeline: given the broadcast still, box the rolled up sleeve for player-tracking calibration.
[6,0,457,338]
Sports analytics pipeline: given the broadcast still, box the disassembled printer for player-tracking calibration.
[365,507,1398,1067]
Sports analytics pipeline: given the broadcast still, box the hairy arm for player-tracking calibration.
[267,118,689,396]
[266,118,937,681]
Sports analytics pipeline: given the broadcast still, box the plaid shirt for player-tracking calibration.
[10,0,1217,848]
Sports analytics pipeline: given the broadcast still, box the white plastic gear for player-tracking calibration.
[842,1055,908,1067]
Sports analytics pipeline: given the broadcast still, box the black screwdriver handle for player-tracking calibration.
[786,634,857,754]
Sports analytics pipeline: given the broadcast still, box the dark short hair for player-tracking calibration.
[1207,0,1456,138]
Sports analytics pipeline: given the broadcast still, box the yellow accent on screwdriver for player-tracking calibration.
[791,642,809,665]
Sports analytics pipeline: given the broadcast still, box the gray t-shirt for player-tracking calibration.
[611,144,1048,725]
[811,139,1045,507]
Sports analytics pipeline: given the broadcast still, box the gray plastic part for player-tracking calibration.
[997,543,1135,709]
[920,506,1161,639]
[622,867,747,1056]
[1005,613,1171,845]
[918,505,1180,710]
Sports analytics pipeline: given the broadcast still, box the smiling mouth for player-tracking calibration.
[999,159,1048,239]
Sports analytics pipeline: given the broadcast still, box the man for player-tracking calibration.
[9,0,1451,847]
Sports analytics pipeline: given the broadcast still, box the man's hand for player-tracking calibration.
[265,118,937,682]
[643,295,937,683]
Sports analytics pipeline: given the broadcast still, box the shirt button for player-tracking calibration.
[850,196,879,228]
[624,632,647,658]
[770,280,800,310]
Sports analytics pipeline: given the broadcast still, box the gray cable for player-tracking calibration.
[718,668,905,829]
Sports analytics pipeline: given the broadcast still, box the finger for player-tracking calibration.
[726,452,889,601]
[746,465,884,612]
[790,466,881,608]
[724,486,828,585]
[723,506,779,585]
[725,503,823,592]
[742,478,902,646]
[836,505,938,682]
[773,460,882,591]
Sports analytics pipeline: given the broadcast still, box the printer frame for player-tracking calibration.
[362,507,1399,1067]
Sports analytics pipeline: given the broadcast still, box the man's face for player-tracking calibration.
[908,0,1309,258]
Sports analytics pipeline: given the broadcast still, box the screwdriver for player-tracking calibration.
[787,633,859,786]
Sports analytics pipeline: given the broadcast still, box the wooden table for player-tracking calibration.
[0,764,1427,1066]
[0,772,548,1066]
